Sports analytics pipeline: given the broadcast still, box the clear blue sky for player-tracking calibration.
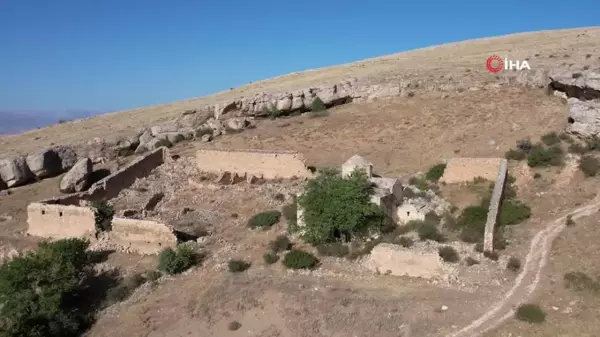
[0,0,598,113]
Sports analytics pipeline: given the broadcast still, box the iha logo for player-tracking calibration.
[486,55,531,73]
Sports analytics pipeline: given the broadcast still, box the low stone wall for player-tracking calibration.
[196,148,314,179]
[26,147,173,253]
[439,158,504,184]
[27,203,96,239]
[483,159,508,252]
[109,217,177,255]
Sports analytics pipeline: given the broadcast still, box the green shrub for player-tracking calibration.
[564,271,600,292]
[158,139,173,148]
[579,155,600,177]
[568,142,588,154]
[0,238,92,337]
[310,97,327,112]
[282,249,319,269]
[515,304,546,323]
[587,136,600,151]
[248,210,281,229]
[505,149,526,161]
[457,205,488,243]
[566,214,575,226]
[408,176,429,191]
[105,273,147,304]
[297,168,387,245]
[465,257,480,266]
[527,144,564,167]
[173,134,186,143]
[195,127,213,138]
[228,259,251,273]
[90,200,115,232]
[498,199,531,226]
[424,211,441,224]
[157,245,198,275]
[426,163,446,182]
[483,250,499,261]
[316,242,350,257]
[474,243,484,252]
[418,222,445,242]
[533,172,542,179]
[394,236,414,248]
[263,252,279,265]
[541,132,560,146]
[145,270,162,282]
[507,257,521,272]
[269,235,292,253]
[438,246,460,263]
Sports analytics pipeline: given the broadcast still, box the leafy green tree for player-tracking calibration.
[297,168,386,245]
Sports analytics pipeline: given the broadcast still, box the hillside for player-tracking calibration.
[1,27,599,157]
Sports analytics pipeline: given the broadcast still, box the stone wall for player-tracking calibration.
[195,148,314,179]
[27,203,96,239]
[439,158,504,184]
[109,218,177,255]
[483,159,508,252]
[26,147,174,253]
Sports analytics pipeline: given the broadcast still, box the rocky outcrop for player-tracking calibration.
[549,69,600,100]
[0,176,7,191]
[549,69,600,138]
[565,98,600,137]
[25,146,77,179]
[0,157,34,188]
[59,158,92,193]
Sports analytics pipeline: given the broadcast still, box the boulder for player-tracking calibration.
[54,146,78,171]
[155,132,186,144]
[515,69,550,88]
[26,148,64,179]
[565,99,600,138]
[138,129,154,144]
[59,158,92,193]
[225,118,247,132]
[0,157,34,187]
[214,100,239,119]
[135,138,162,154]
[314,84,337,105]
[113,136,140,156]
[150,121,180,136]
[276,94,293,111]
[291,90,305,111]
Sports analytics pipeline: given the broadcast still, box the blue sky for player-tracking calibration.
[0,0,598,114]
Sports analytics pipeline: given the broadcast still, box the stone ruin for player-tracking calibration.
[26,147,178,255]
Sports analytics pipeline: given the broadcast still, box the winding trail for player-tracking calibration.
[446,195,600,337]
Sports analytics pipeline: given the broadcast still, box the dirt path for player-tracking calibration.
[446,196,600,337]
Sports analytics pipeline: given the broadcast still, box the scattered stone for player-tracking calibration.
[200,133,212,142]
[0,157,34,187]
[59,158,92,193]
[441,305,448,311]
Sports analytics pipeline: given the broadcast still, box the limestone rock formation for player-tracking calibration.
[53,146,78,171]
[0,157,34,188]
[26,147,64,179]
[565,98,600,138]
[60,158,92,193]
[549,69,600,100]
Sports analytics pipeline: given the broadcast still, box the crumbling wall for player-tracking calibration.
[483,159,508,252]
[26,147,170,251]
[27,203,96,238]
[109,217,177,254]
[85,147,166,200]
[196,148,314,179]
[439,158,504,184]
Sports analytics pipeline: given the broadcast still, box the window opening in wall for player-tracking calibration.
[59,212,63,217]
[407,211,410,216]
[41,210,45,215]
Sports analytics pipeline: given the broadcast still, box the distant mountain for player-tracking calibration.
[0,110,103,135]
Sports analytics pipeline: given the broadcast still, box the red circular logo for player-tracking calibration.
[486,55,504,73]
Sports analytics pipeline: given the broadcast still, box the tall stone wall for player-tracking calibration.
[439,157,507,252]
[109,218,177,255]
[439,158,504,184]
[483,159,508,252]
[27,203,96,238]
[195,148,314,179]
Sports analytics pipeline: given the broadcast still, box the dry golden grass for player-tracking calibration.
[1,26,599,157]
